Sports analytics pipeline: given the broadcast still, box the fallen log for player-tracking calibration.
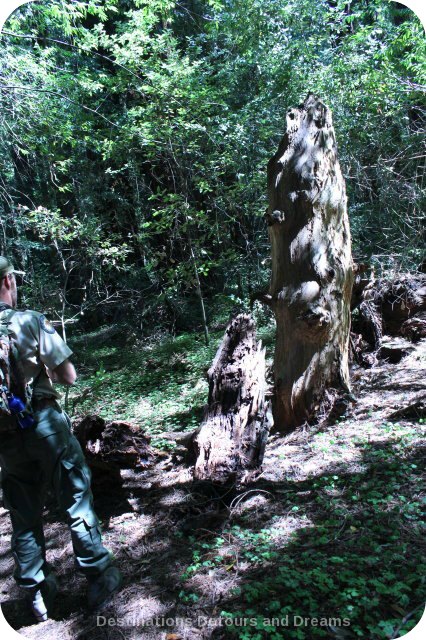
[388,400,426,421]
[193,314,271,484]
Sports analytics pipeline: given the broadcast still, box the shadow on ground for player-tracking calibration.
[1,342,425,639]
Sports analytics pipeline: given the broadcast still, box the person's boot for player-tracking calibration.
[27,573,58,622]
[87,566,122,610]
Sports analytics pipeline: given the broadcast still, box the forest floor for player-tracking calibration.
[0,320,425,640]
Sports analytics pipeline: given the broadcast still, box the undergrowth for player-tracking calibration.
[62,304,424,639]
[66,299,275,441]
[176,419,425,639]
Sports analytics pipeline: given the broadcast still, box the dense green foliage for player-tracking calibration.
[0,0,425,330]
[66,295,272,428]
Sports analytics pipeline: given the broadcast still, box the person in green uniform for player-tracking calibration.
[0,256,122,621]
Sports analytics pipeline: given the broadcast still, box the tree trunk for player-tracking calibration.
[267,94,353,431]
[193,314,270,483]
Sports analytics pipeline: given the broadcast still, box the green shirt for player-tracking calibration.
[1,308,73,399]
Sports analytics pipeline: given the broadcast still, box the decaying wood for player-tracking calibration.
[351,277,371,309]
[193,314,271,483]
[267,94,353,431]
[377,336,414,364]
[157,429,201,465]
[357,300,383,350]
[388,400,426,421]
[350,332,370,367]
[401,312,426,342]
[70,324,123,348]
[379,276,426,335]
[73,415,154,469]
[351,274,426,362]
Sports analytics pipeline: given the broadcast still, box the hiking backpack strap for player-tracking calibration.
[0,308,13,414]
[0,307,28,405]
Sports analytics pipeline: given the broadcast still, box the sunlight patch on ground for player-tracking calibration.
[103,514,155,546]
[269,515,314,543]
[150,468,194,487]
[186,570,239,604]
[134,397,154,419]
[158,489,192,507]
[113,592,171,620]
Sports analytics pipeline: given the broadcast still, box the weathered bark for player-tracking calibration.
[193,314,270,483]
[358,300,383,350]
[267,94,353,431]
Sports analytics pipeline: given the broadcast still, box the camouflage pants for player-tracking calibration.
[0,402,111,589]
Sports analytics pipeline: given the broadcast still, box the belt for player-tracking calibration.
[0,398,60,435]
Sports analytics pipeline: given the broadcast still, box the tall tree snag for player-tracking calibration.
[267,94,353,431]
[193,314,270,483]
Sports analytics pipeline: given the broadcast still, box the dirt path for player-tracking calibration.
[1,339,425,640]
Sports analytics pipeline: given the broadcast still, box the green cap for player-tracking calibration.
[0,256,25,279]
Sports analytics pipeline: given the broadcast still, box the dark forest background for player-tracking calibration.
[0,0,424,334]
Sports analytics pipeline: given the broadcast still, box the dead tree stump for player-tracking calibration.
[379,276,426,335]
[193,314,270,483]
[351,274,426,363]
[73,415,154,470]
[267,94,353,431]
